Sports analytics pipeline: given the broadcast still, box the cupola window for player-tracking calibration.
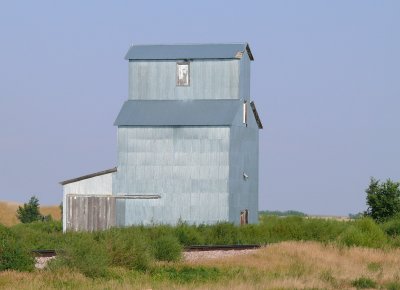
[176,62,190,86]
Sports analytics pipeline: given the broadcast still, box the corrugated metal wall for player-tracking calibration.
[113,126,230,225]
[229,53,259,224]
[228,124,259,224]
[129,60,239,100]
[239,53,251,101]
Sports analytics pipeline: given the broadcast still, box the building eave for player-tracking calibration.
[250,101,263,129]
[60,167,117,185]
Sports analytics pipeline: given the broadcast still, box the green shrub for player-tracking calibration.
[49,232,109,278]
[351,277,377,288]
[175,223,205,245]
[10,220,63,250]
[152,235,182,262]
[381,215,400,237]
[201,223,240,245]
[104,228,152,271]
[338,218,387,248]
[0,224,34,272]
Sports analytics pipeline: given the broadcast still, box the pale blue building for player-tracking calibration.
[61,43,263,231]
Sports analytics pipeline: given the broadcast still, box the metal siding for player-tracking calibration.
[239,53,251,101]
[228,123,259,225]
[129,60,239,100]
[114,126,230,225]
[63,173,114,196]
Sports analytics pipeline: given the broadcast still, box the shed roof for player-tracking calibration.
[125,43,254,61]
[114,100,242,126]
[60,167,117,185]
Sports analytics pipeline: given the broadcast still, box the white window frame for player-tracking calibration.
[176,62,190,86]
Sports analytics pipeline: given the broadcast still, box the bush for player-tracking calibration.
[152,235,182,262]
[10,220,63,250]
[16,196,43,223]
[175,223,205,245]
[338,218,387,248]
[381,215,400,237]
[0,224,34,271]
[49,232,109,278]
[201,223,240,245]
[104,228,153,271]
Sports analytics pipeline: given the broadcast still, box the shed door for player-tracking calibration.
[66,195,116,231]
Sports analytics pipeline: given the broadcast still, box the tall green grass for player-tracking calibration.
[0,224,34,271]
[5,214,400,276]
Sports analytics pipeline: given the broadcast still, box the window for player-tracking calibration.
[176,62,190,86]
[243,101,247,125]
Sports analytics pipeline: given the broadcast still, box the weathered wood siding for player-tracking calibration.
[66,195,115,231]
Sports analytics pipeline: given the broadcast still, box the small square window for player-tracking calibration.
[176,62,190,86]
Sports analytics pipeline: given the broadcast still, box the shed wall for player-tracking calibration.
[65,195,116,232]
[129,60,239,100]
[113,126,230,225]
[62,172,114,231]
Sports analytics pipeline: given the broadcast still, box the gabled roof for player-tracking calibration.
[125,43,254,61]
[114,100,242,126]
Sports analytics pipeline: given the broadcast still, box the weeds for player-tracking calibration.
[152,266,222,284]
[351,277,377,288]
[0,224,34,272]
[152,235,182,262]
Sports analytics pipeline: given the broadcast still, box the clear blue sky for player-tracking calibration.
[0,1,399,215]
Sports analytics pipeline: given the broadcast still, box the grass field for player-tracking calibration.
[0,201,60,226]
[1,241,400,289]
[2,209,400,289]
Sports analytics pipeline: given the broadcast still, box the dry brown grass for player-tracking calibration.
[0,201,60,226]
[184,241,400,289]
[0,201,19,226]
[40,205,61,221]
[1,241,400,289]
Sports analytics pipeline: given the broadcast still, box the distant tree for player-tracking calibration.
[259,210,307,217]
[348,212,363,220]
[365,178,400,222]
[16,196,43,223]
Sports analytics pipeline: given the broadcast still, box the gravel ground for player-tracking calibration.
[183,249,258,262]
[35,249,258,269]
